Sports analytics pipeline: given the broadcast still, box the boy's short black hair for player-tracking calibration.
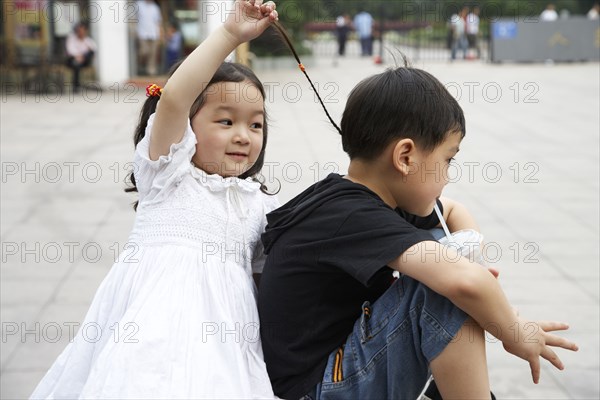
[340,67,465,160]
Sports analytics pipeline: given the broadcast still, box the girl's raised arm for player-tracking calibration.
[148,0,277,161]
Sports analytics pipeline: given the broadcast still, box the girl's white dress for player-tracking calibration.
[31,114,278,399]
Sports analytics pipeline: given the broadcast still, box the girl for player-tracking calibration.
[31,1,279,398]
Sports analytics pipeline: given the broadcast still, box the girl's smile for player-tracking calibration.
[191,80,265,177]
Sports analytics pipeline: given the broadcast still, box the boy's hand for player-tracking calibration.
[487,266,500,278]
[500,318,578,384]
[224,0,278,44]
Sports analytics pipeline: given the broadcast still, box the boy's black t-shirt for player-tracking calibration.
[258,174,442,399]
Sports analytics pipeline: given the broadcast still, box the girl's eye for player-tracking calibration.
[217,119,232,126]
[448,157,456,164]
[250,122,263,129]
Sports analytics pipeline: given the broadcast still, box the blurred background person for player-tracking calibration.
[588,3,600,19]
[137,0,162,76]
[336,13,351,57]
[466,5,480,59]
[52,0,76,60]
[353,8,373,57]
[540,4,559,21]
[65,22,96,92]
[450,6,468,61]
[164,20,183,72]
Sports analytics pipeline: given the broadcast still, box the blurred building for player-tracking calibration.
[0,0,229,88]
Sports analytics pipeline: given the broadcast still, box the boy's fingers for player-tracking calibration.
[541,347,563,370]
[530,358,540,384]
[487,267,499,278]
[546,334,579,351]
[538,321,570,332]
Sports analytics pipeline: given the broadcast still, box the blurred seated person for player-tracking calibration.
[66,23,97,91]
[165,20,183,72]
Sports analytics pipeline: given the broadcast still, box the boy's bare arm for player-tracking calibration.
[439,196,479,232]
[388,242,578,383]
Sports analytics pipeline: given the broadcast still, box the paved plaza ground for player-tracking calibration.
[1,55,599,398]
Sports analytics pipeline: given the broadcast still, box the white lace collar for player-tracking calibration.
[190,164,261,193]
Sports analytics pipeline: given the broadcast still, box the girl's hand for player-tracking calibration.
[224,0,278,44]
[500,318,578,384]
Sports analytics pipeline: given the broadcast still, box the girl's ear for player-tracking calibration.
[392,138,416,176]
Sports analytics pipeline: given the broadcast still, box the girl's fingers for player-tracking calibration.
[261,1,276,10]
[256,9,277,30]
[260,1,276,17]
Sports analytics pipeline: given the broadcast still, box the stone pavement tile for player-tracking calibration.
[1,278,58,309]
[1,259,71,281]
[554,367,600,399]
[574,279,600,302]
[1,371,44,400]
[496,259,564,279]
[2,302,90,372]
[1,302,89,399]
[1,304,40,367]
[500,277,592,306]
[545,254,600,280]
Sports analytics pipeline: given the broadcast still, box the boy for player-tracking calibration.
[258,67,578,399]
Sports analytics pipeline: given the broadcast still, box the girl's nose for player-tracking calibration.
[233,128,251,144]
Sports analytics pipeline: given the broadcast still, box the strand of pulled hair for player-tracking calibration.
[272,21,342,135]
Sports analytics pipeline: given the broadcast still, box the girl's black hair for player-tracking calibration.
[340,66,466,160]
[125,61,273,210]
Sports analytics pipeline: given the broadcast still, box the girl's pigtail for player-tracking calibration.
[271,21,342,135]
[124,93,161,211]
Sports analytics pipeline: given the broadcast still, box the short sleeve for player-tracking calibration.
[252,194,280,274]
[318,205,435,286]
[133,112,197,203]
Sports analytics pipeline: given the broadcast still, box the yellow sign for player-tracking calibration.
[548,32,570,47]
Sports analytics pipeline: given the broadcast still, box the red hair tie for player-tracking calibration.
[146,84,163,97]
[298,63,305,72]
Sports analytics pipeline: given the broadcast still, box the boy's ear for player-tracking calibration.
[392,138,416,176]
